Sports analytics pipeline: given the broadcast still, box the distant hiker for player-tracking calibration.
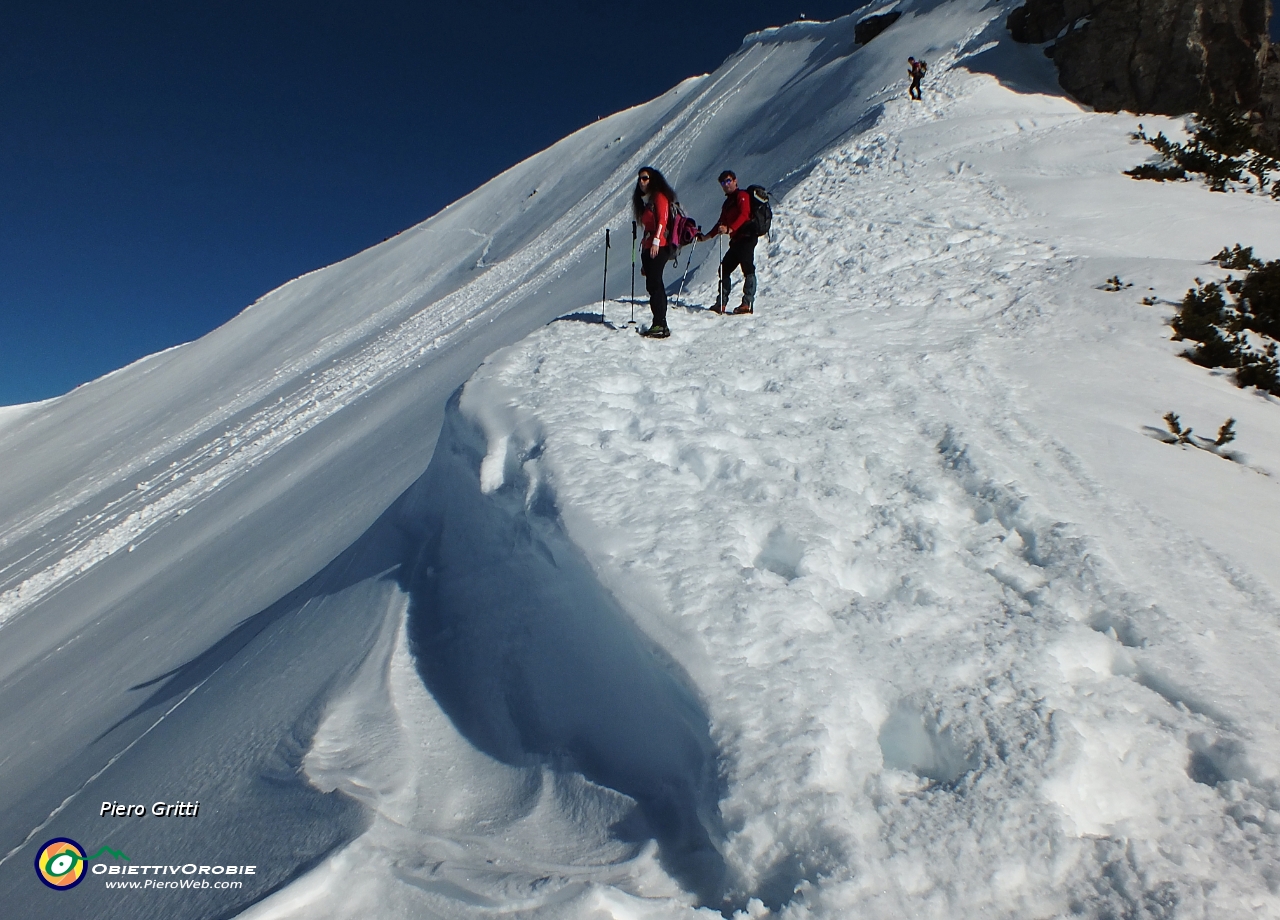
[698,170,758,315]
[908,56,927,101]
[634,167,676,338]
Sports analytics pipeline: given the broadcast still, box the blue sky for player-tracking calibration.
[3,2,1276,405]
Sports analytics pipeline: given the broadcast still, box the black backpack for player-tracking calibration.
[745,185,772,237]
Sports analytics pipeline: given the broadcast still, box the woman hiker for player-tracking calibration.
[634,167,676,338]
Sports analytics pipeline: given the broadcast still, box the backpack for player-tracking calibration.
[745,185,772,238]
[670,202,700,248]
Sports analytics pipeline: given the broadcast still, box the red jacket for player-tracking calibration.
[640,191,671,248]
[718,190,753,240]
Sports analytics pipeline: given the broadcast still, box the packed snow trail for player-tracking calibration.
[243,55,1280,920]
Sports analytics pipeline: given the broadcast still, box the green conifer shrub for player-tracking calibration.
[1213,245,1263,271]
[1234,260,1280,340]
[1129,112,1280,197]
[1170,248,1280,395]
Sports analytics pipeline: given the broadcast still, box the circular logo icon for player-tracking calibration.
[35,838,86,890]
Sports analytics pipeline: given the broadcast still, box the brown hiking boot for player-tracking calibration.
[732,303,753,315]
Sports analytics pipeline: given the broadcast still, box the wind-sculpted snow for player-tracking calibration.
[406,396,724,896]
[236,391,726,918]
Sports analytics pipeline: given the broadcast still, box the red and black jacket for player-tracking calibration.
[718,190,753,240]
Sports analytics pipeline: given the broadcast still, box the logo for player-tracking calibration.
[34,838,129,890]
[35,838,87,890]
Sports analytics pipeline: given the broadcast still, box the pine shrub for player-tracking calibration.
[1158,413,1241,460]
[1171,248,1280,395]
[1172,280,1228,344]
[1234,260,1280,340]
[1213,245,1263,271]
[1235,343,1279,392]
[1163,412,1195,443]
[1129,111,1280,198]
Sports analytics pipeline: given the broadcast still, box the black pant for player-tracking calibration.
[720,235,758,306]
[641,246,672,327]
[909,75,922,100]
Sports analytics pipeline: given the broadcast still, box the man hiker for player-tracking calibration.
[697,170,757,315]
[908,56,927,100]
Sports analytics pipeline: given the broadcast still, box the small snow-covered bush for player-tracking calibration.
[1157,412,1240,460]
[1170,247,1280,396]
[1213,244,1261,271]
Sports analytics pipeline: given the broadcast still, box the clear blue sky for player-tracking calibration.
[1,1,859,405]
[4,3,1276,405]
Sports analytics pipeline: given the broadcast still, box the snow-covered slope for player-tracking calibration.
[5,1,1280,918]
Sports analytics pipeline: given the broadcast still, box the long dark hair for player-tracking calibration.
[632,166,677,220]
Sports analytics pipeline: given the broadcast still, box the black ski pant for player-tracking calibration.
[909,75,922,100]
[641,245,673,327]
[719,235,758,307]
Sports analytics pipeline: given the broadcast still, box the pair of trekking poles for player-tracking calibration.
[600,222,717,326]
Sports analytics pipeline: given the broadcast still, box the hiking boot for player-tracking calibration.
[640,324,670,338]
[710,302,726,315]
[732,303,753,315]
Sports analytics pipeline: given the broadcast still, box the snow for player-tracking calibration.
[3,1,1280,918]
[0,402,42,435]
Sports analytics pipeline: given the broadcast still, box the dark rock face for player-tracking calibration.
[1007,0,1275,138]
[855,11,902,45]
[1263,43,1280,145]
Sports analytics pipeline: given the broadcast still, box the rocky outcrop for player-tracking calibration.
[1007,0,1277,144]
[855,11,902,45]
[1262,41,1280,146]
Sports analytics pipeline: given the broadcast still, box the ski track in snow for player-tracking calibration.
[253,65,1280,918]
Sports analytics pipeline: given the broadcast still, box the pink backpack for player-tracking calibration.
[670,203,700,248]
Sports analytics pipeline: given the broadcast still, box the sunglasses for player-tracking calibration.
[720,178,735,186]
[638,175,652,182]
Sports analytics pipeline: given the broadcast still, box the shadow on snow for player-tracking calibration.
[399,387,729,907]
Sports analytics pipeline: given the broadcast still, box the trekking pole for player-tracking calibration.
[602,228,611,325]
[630,221,637,324]
[718,234,725,310]
[677,237,697,304]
